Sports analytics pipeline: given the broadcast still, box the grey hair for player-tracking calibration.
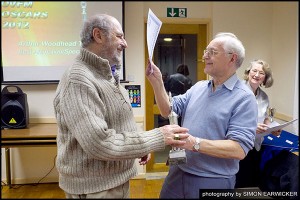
[243,59,274,88]
[80,14,115,48]
[214,32,245,68]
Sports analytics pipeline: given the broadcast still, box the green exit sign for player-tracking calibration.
[167,8,187,18]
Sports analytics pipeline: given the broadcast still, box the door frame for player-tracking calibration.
[144,19,211,172]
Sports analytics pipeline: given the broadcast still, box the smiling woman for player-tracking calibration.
[1,1,124,84]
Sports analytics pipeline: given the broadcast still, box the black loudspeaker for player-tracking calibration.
[1,86,29,129]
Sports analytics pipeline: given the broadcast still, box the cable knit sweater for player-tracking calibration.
[53,48,165,194]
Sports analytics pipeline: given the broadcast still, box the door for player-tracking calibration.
[145,23,208,172]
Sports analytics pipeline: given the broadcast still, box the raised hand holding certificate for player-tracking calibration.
[147,9,162,73]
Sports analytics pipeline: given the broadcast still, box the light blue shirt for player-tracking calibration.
[172,73,257,178]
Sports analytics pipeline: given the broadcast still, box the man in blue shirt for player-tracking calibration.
[146,32,257,198]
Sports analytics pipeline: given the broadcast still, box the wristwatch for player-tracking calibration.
[193,137,201,152]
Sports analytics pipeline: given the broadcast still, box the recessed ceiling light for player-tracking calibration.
[163,38,172,42]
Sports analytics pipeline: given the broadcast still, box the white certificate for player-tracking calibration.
[147,8,162,62]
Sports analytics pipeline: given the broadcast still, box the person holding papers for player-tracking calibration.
[236,59,281,188]
[147,32,257,198]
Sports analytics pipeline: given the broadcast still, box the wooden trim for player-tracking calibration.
[274,112,293,122]
[29,118,57,124]
[28,113,292,124]
[153,105,160,115]
[9,177,59,185]
[147,163,169,173]
[29,116,145,124]
[131,173,146,180]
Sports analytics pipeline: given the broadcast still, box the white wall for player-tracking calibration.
[212,2,298,130]
[124,2,145,117]
[2,1,298,184]
[270,2,298,124]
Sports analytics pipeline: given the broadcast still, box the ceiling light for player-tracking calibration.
[163,38,172,42]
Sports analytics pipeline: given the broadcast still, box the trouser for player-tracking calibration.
[160,165,235,199]
[64,181,129,199]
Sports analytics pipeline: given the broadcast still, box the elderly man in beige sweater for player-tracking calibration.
[53,14,189,198]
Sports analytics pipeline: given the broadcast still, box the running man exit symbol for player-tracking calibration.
[167,8,187,18]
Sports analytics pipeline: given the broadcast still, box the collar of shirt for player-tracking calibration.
[208,73,238,91]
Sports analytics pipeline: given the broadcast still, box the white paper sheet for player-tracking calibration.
[254,119,298,151]
[147,9,162,63]
[261,119,298,134]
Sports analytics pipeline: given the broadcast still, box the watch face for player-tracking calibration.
[194,138,200,151]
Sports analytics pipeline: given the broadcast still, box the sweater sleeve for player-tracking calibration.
[60,81,165,160]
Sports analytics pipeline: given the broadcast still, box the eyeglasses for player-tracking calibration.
[250,69,265,76]
[203,49,233,57]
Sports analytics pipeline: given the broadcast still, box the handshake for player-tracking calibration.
[159,125,199,152]
[159,124,190,146]
[159,124,192,165]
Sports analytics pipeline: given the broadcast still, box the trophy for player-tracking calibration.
[268,107,276,122]
[167,92,187,165]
